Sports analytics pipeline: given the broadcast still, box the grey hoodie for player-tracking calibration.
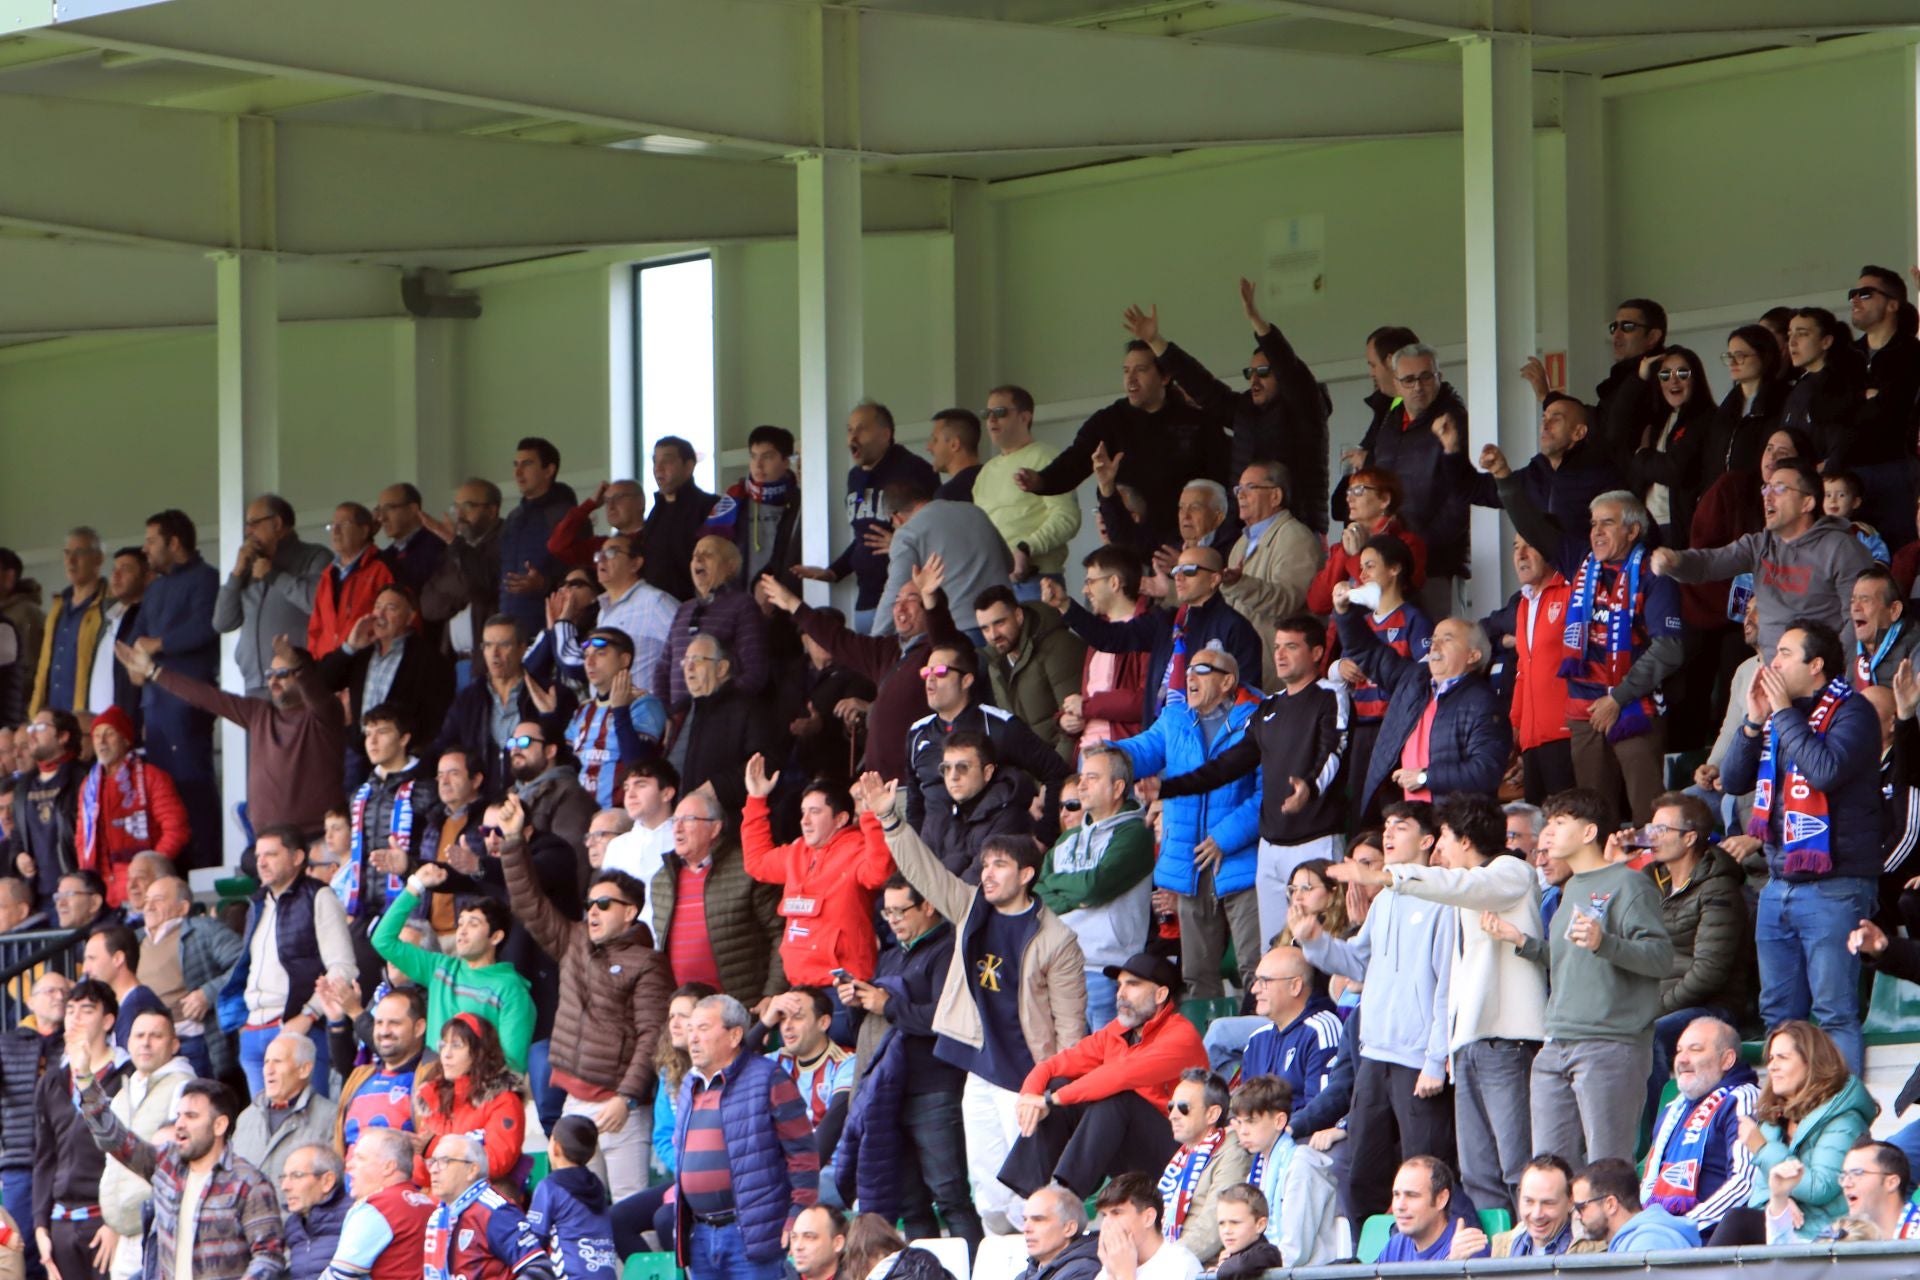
[101,1053,195,1235]
[1659,514,1872,650]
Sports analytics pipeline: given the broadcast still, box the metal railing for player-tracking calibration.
[0,928,87,1033]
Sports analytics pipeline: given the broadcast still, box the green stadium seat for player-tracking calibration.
[1178,997,1241,1034]
[625,1252,679,1280]
[1357,1213,1393,1263]
[527,1152,549,1193]
[1867,970,1920,1036]
[1478,1208,1511,1238]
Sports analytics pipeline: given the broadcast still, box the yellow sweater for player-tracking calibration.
[974,440,1082,574]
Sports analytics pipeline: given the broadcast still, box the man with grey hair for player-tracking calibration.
[1017,1184,1099,1280]
[418,476,506,676]
[1341,343,1470,620]
[423,1130,552,1279]
[1332,580,1509,820]
[871,474,1015,644]
[1637,1016,1759,1233]
[651,793,782,1005]
[584,807,635,871]
[216,492,331,699]
[280,1142,349,1280]
[331,1124,436,1279]
[1219,461,1325,687]
[1491,456,1679,823]
[231,1030,338,1187]
[30,525,106,717]
[666,631,787,816]
[1034,745,1153,1029]
[675,991,820,1280]
[1503,803,1545,858]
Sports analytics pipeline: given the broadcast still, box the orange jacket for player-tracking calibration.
[307,550,394,660]
[740,795,894,985]
[1506,575,1575,752]
[1020,999,1205,1110]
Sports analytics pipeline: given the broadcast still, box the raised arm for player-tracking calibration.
[497,794,571,958]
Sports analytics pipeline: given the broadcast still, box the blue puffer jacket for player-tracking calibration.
[831,1026,910,1220]
[1115,688,1263,896]
[529,1165,620,1277]
[675,1052,815,1263]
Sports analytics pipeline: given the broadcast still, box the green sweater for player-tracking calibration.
[371,888,536,1072]
[1034,802,1154,969]
[1544,861,1673,1043]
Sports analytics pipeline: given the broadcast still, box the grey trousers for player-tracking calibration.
[1455,1038,1539,1216]
[1529,1037,1652,1169]
[1178,873,1263,998]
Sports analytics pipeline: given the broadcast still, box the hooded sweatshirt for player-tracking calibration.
[1299,886,1455,1078]
[371,887,536,1073]
[1033,800,1153,969]
[1657,514,1873,651]
[1608,1204,1703,1253]
[529,1164,618,1277]
[100,1054,194,1236]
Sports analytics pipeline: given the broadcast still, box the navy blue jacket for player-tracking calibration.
[497,482,580,641]
[1356,384,1472,577]
[1060,593,1263,730]
[1722,689,1884,882]
[285,1183,350,1280]
[832,1024,911,1220]
[135,555,220,690]
[1241,994,1343,1112]
[434,674,578,800]
[674,1051,818,1264]
[1335,608,1510,817]
[1450,441,1624,575]
[827,445,939,610]
[1289,1003,1357,1139]
[529,1165,618,1278]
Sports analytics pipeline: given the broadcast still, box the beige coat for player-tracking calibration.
[1221,510,1326,685]
[878,808,1086,1064]
[1169,1132,1252,1266]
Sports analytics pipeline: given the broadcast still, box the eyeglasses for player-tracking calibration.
[324,521,367,534]
[939,760,979,775]
[1232,483,1278,497]
[1720,350,1754,366]
[1167,1100,1193,1116]
[982,406,1011,420]
[1168,564,1207,578]
[1838,1167,1888,1183]
[670,815,722,827]
[506,734,545,749]
[880,906,917,921]
[1242,364,1273,380]
[1347,484,1378,497]
[1656,368,1692,382]
[683,654,722,665]
[265,667,299,681]
[584,830,616,843]
[1760,482,1811,498]
[593,547,631,562]
[243,514,280,529]
[1395,371,1437,388]
[1848,287,1890,302]
[1608,320,1645,334]
[1060,799,1083,812]
[585,896,635,912]
[424,1155,476,1170]
[919,664,958,679]
[281,1168,322,1181]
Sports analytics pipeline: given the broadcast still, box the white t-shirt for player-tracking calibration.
[603,821,674,939]
[1097,1238,1201,1280]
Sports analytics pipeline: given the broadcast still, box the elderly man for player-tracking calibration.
[1000,952,1205,1200]
[1108,479,1231,560]
[1850,565,1919,688]
[29,526,107,718]
[1332,581,1510,822]
[1017,1184,1100,1280]
[666,633,787,816]
[281,1143,349,1280]
[1035,746,1154,1029]
[321,585,455,784]
[140,873,241,1085]
[544,529,676,696]
[975,584,1087,762]
[1155,1069,1250,1266]
[77,705,188,908]
[651,791,782,1004]
[329,1126,436,1276]
[233,1032,340,1187]
[1218,462,1325,687]
[122,630,346,838]
[1114,646,1263,998]
[74,1074,285,1280]
[419,477,506,673]
[423,1132,553,1279]
[656,536,769,713]
[675,993,821,1280]
[1639,1017,1759,1234]
[214,493,329,698]
[308,503,394,661]
[549,476,648,571]
[1045,546,1261,731]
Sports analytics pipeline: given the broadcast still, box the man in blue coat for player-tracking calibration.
[498,436,579,644]
[131,510,221,866]
[1331,583,1509,824]
[1114,645,1263,997]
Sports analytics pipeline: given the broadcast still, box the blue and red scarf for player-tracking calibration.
[336,774,415,919]
[1158,1127,1226,1242]
[1157,605,1192,709]
[422,1152,491,1280]
[1855,620,1906,688]
[1749,677,1851,876]
[1559,545,1659,740]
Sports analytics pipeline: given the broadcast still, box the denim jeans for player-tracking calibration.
[3,1167,38,1280]
[527,1037,564,1131]
[177,1033,213,1081]
[1084,971,1117,1032]
[1756,875,1876,1074]
[240,1020,334,1098]
[899,1089,983,1253]
[687,1220,785,1280]
[1888,1116,1920,1176]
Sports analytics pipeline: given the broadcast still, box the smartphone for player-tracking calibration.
[830,968,853,984]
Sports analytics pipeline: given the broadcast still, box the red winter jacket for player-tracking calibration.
[307,550,394,660]
[77,756,189,907]
[1305,515,1429,616]
[1020,999,1205,1111]
[741,796,894,985]
[413,1073,527,1189]
[1505,574,1574,752]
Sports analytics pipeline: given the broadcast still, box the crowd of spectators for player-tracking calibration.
[2,268,1920,1280]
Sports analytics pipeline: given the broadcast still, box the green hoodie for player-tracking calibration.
[371,888,536,1073]
[1034,799,1154,969]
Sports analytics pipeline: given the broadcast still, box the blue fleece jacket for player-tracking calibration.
[1609,1205,1702,1253]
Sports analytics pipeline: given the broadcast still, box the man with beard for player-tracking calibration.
[1637,1017,1760,1235]
[321,585,454,790]
[122,631,345,841]
[507,717,596,853]
[75,1073,285,1280]
[10,708,83,905]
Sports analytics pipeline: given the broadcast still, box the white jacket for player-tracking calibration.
[1254,1134,1342,1267]
[101,1055,194,1235]
[1386,856,1547,1052]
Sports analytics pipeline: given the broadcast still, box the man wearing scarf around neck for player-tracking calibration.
[422,1131,554,1280]
[706,426,803,592]
[1723,619,1883,1074]
[1155,1069,1248,1266]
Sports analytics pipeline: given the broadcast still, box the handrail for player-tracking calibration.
[0,927,87,1032]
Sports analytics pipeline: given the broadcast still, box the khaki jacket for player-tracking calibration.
[1221,510,1326,686]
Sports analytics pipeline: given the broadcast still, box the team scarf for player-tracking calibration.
[1647,1085,1737,1213]
[1158,1127,1227,1242]
[422,1149,492,1280]
[1749,677,1851,876]
[571,701,621,803]
[774,1043,852,1126]
[1898,1202,1920,1240]
[336,772,416,919]
[1856,620,1905,687]
[1158,605,1193,708]
[74,755,150,873]
[702,476,796,542]
[1558,546,1658,740]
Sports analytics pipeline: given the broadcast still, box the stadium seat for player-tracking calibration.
[625,1252,679,1280]
[1179,997,1241,1034]
[911,1235,972,1280]
[1478,1208,1511,1237]
[1356,1213,1393,1263]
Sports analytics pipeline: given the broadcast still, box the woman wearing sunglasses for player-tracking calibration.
[1628,345,1718,547]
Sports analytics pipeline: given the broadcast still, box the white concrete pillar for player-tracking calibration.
[1461,35,1537,616]
[795,152,864,607]
[950,177,1000,405]
[391,317,457,501]
[1556,72,1607,399]
[607,264,638,484]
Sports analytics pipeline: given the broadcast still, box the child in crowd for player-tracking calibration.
[529,1116,620,1277]
[1824,470,1890,565]
[1212,1185,1284,1280]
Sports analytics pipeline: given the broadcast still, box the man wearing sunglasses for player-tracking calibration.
[564,627,667,809]
[1850,267,1920,468]
[1154,1069,1249,1266]
[1522,298,1668,464]
[974,386,1082,599]
[499,791,671,1203]
[507,718,596,852]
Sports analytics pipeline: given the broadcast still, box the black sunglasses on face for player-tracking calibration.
[585,896,635,912]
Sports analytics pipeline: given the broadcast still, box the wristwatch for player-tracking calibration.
[1415,770,1428,789]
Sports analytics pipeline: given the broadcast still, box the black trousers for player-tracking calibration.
[1708,1207,1768,1247]
[998,1083,1178,1199]
[1344,1057,1457,1221]
[50,1219,108,1280]
[1521,740,1576,806]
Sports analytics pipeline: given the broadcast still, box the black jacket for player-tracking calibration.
[1452,439,1624,574]
[1032,396,1230,546]
[1703,382,1786,487]
[1782,352,1868,467]
[1867,935,1920,1115]
[1594,352,1669,468]
[641,486,721,602]
[1156,332,1332,535]
[1059,593,1264,731]
[0,1026,55,1172]
[868,918,962,1094]
[1858,330,1920,465]
[434,675,579,801]
[1161,681,1347,846]
[666,680,791,817]
[33,1054,129,1227]
[14,760,81,902]
[1016,1233,1101,1280]
[1630,400,1719,546]
[1354,383,1473,577]
[419,524,502,656]
[919,771,1035,883]
[904,703,1071,833]
[1216,1238,1285,1280]
[286,1182,351,1280]
[318,636,455,750]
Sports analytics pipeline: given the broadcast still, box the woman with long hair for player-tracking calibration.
[1333,537,1431,828]
[1276,859,1352,945]
[1781,306,1868,464]
[412,1013,528,1191]
[839,1213,955,1280]
[1709,1021,1876,1245]
[1704,324,1788,486]
[1629,344,1719,546]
